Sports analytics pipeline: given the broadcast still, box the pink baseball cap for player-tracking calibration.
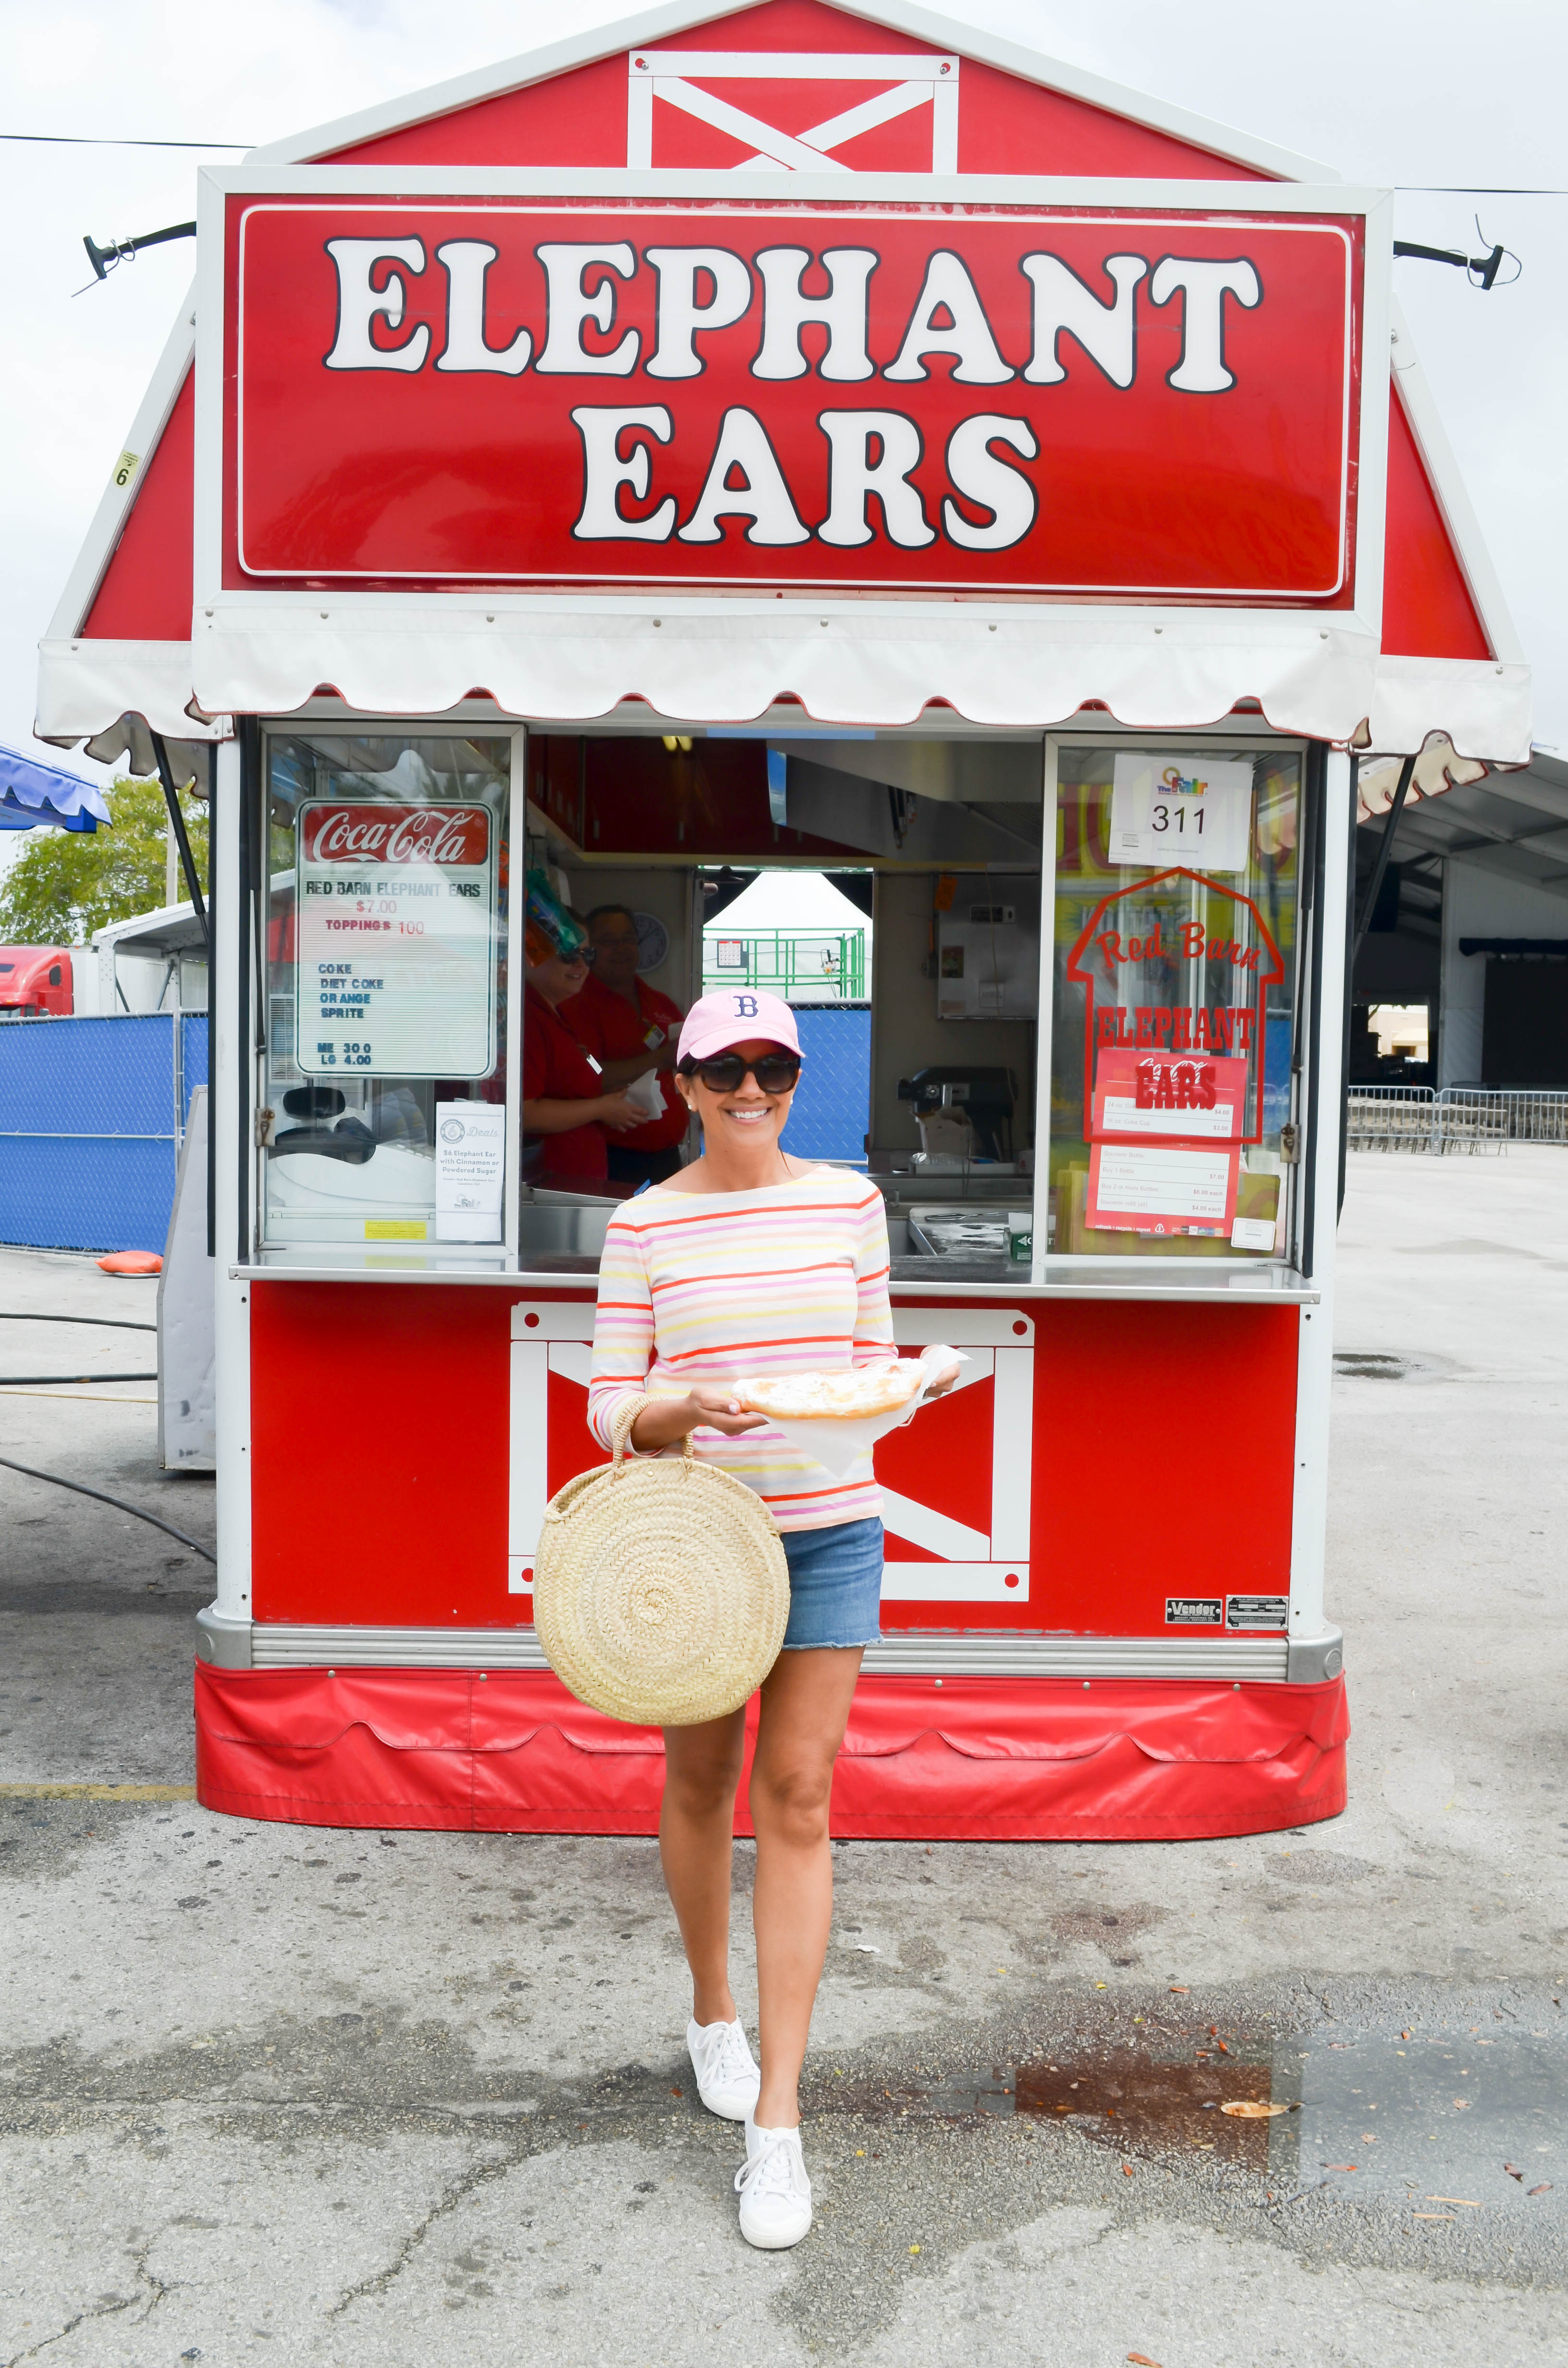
[677,988,802,1064]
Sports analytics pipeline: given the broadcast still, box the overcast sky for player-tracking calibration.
[2,0,1563,819]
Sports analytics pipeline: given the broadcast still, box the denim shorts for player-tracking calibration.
[780,1517,884,1651]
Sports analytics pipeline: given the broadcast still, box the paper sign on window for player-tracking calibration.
[1086,1139,1240,1236]
[1109,753,1253,872]
[1090,1051,1249,1142]
[435,1100,505,1242]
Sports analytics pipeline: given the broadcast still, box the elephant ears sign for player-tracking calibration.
[219,191,1363,603]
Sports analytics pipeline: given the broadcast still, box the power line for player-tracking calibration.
[3,134,1566,190]
[1,133,250,149]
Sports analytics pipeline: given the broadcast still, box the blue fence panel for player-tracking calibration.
[0,1012,206,1254]
[181,1013,209,1125]
[784,1005,870,1163]
[0,1136,177,1255]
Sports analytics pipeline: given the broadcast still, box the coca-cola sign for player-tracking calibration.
[300,804,490,866]
[294,794,498,1080]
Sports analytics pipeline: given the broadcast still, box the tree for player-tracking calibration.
[0,776,208,947]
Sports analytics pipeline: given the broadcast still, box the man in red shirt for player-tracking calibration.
[562,904,689,1186]
[522,931,644,1191]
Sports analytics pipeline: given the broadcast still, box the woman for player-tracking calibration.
[521,925,644,1190]
[588,987,953,2252]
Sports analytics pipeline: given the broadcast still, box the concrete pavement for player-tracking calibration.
[1,1153,1566,2364]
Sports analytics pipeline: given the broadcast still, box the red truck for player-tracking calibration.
[0,947,73,1017]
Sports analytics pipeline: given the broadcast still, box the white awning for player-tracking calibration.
[35,642,231,753]
[32,604,1532,764]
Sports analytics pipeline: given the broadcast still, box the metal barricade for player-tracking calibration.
[1345,1085,1439,1153]
[1347,1085,1568,1156]
[1433,1088,1508,1154]
[1437,1087,1568,1148]
[703,927,867,1001]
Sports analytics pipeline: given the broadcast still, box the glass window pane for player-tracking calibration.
[262,733,512,1248]
[1049,745,1301,1260]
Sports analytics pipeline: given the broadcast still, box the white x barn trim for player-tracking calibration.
[506,1301,1032,1606]
[626,50,960,173]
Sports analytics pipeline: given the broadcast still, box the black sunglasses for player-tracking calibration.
[686,1050,802,1094]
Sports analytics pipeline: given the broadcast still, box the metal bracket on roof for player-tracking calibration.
[75,220,196,295]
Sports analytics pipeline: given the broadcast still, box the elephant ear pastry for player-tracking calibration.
[737,1361,925,1420]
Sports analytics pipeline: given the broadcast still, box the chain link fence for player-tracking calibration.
[785,1005,871,1162]
[0,1014,208,1252]
[1347,1084,1568,1156]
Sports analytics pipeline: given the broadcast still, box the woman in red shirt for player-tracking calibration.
[522,930,643,1191]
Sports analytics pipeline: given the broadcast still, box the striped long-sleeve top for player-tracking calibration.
[588,1169,897,1531]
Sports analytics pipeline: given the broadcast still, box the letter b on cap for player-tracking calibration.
[733,994,759,1017]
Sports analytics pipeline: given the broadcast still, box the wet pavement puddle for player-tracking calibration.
[843,2026,1565,2212]
[873,2048,1291,2173]
[1289,2032,1562,2210]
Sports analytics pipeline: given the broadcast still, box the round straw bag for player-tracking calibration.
[532,1399,790,1726]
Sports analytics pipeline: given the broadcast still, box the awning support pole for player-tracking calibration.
[149,731,210,950]
[1338,756,1360,1223]
[1351,753,1416,976]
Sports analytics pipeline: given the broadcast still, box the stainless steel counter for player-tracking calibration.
[233,1251,1317,1302]
[233,1184,1317,1300]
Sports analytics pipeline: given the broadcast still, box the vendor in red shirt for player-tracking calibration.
[522,924,643,1192]
[561,903,689,1186]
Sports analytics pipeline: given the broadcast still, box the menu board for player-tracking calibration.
[296,802,496,1077]
[1091,1050,1248,1144]
[1087,1141,1240,1235]
[1085,1050,1247,1235]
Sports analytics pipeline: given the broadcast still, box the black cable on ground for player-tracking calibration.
[0,1313,159,1378]
[0,1453,215,1562]
[0,1313,158,1332]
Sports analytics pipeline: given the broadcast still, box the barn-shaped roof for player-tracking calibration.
[37,0,1527,768]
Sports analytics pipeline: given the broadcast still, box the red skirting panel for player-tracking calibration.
[195,1665,1349,1842]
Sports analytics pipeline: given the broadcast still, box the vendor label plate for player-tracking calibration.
[1226,1594,1289,1630]
[1166,1596,1224,1625]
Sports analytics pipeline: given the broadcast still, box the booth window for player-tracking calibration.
[1047,744,1301,1262]
[260,733,512,1251]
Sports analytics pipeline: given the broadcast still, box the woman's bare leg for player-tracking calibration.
[661,1710,747,2026]
[749,1647,863,2128]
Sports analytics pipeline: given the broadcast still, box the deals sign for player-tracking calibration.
[217,188,1366,603]
[295,802,497,1078]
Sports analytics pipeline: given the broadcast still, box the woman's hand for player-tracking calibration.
[629,1385,769,1452]
[920,1354,963,1402]
[688,1383,771,1435]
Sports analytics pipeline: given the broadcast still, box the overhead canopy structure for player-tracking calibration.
[0,743,105,833]
[1357,744,1568,939]
[35,0,1528,776]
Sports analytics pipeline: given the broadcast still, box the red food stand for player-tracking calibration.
[37,0,1528,1838]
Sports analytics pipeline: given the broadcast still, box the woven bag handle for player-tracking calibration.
[611,1395,697,1475]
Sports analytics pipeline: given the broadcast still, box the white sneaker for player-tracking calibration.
[734,2121,813,2250]
[686,2016,761,2121]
